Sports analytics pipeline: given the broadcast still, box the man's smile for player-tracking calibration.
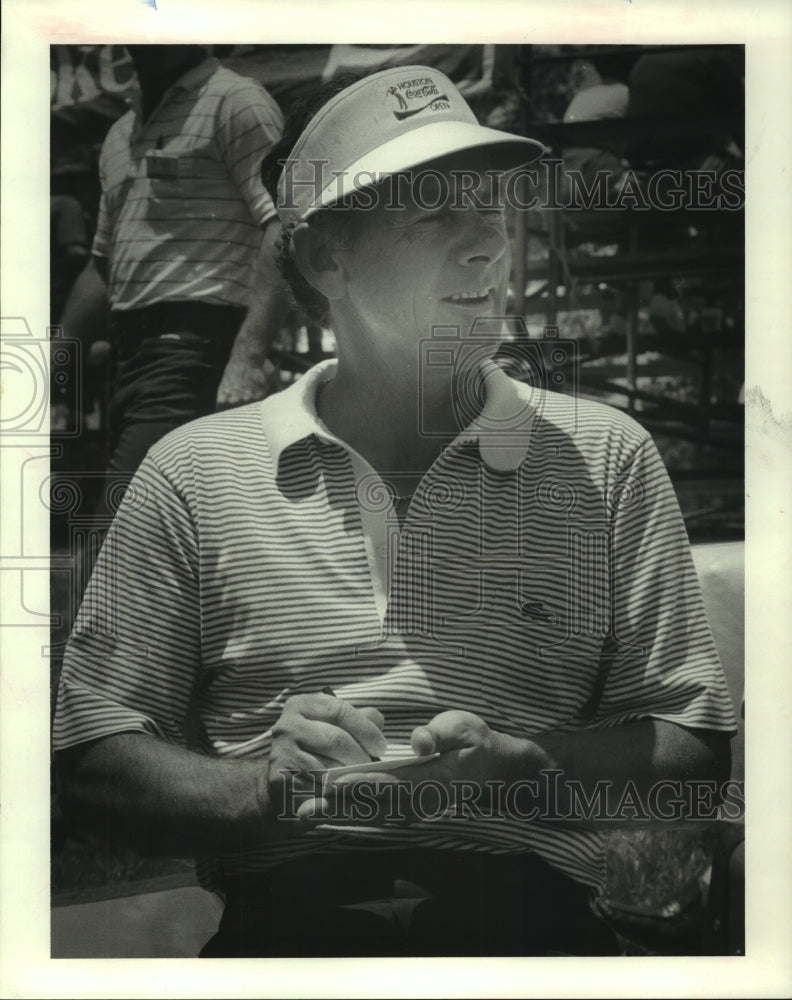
[443,287,495,306]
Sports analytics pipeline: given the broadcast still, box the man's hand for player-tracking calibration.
[327,711,522,825]
[268,693,387,821]
[296,711,733,831]
[409,710,522,786]
[216,348,279,410]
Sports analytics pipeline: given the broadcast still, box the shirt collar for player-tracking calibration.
[261,359,338,469]
[261,358,534,474]
[456,358,535,471]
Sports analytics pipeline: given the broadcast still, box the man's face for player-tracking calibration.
[334,153,511,361]
[127,45,202,80]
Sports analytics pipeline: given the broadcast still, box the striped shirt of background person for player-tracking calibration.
[53,362,738,893]
[92,57,283,311]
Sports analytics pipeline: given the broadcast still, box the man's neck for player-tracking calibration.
[317,356,474,480]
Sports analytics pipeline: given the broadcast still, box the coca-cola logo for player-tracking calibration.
[386,77,450,121]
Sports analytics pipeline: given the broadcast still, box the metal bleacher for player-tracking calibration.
[505,46,745,542]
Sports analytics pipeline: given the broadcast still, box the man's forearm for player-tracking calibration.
[59,255,108,343]
[231,283,288,362]
[232,222,289,359]
[215,223,290,408]
[506,720,732,827]
[57,732,277,857]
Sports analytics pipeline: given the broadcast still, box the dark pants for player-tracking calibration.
[199,850,620,958]
[60,302,244,622]
[92,303,243,523]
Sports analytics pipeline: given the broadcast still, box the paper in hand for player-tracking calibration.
[322,745,440,792]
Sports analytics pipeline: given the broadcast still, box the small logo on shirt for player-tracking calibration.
[519,599,559,625]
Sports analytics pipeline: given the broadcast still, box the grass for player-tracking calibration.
[604,826,711,909]
[51,834,192,900]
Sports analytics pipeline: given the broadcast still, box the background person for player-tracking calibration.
[59,44,289,518]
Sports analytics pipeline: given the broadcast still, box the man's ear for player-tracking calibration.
[291,223,347,302]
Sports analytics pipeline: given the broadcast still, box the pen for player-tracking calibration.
[321,686,381,762]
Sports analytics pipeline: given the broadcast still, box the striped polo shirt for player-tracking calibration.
[92,57,283,310]
[54,361,737,892]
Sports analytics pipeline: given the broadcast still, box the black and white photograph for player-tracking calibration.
[1,2,790,997]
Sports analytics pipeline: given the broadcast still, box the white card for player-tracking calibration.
[322,752,440,791]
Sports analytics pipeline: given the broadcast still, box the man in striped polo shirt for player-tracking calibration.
[54,67,737,957]
[60,45,288,512]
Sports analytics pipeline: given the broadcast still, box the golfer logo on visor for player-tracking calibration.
[387,77,450,121]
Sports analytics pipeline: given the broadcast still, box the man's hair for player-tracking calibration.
[261,74,362,327]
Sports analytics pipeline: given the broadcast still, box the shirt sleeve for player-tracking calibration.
[53,454,201,750]
[91,134,110,257]
[215,80,284,228]
[89,113,129,260]
[592,436,738,734]
[91,184,110,259]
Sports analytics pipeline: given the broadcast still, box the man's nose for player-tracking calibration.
[455,207,508,266]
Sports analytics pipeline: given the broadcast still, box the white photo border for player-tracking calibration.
[2,1,791,996]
